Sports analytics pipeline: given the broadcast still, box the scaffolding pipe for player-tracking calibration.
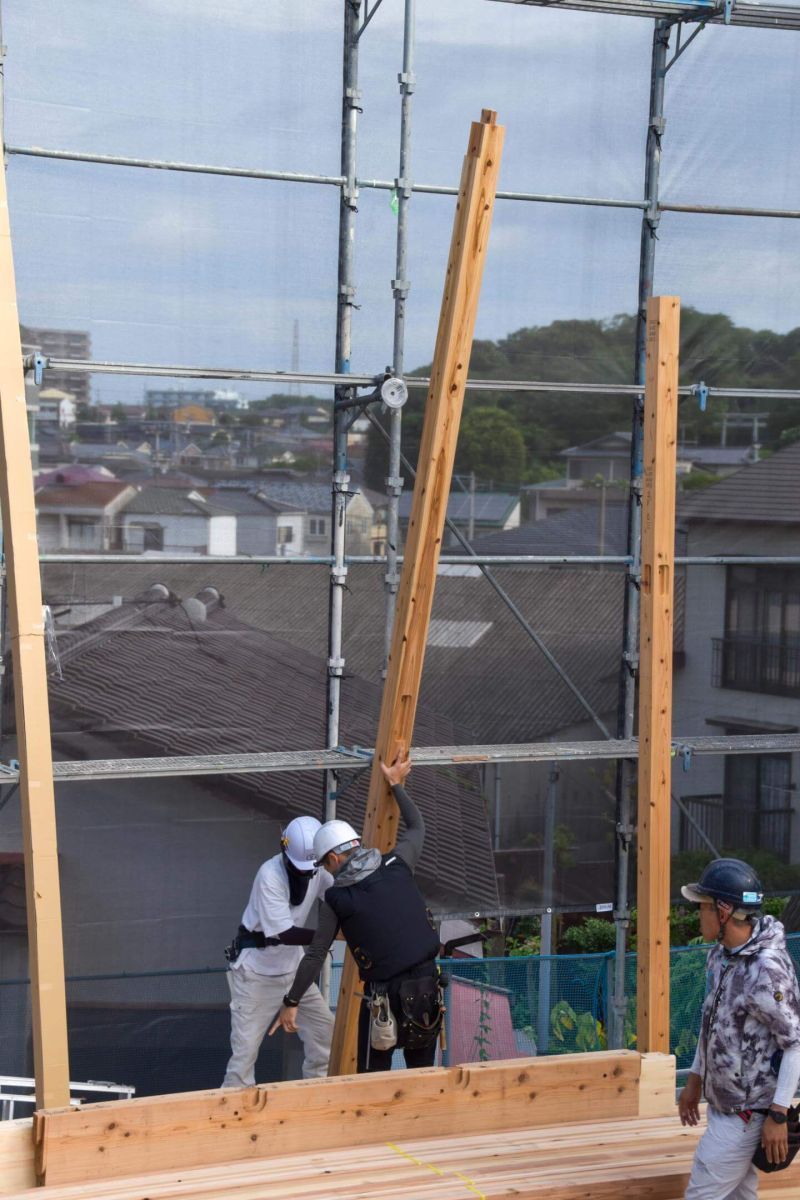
[12,145,800,219]
[36,553,800,571]
[383,0,415,676]
[27,357,800,401]
[611,17,670,1051]
[325,0,361,827]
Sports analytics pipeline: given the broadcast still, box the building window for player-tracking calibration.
[712,566,800,697]
[308,518,326,537]
[278,526,294,545]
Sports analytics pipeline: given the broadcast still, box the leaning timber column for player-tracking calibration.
[636,294,680,1054]
[328,109,504,1075]
[0,172,70,1105]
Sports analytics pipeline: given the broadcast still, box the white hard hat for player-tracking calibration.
[313,819,361,866]
[281,815,322,871]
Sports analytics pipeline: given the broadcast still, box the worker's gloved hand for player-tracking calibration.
[381,743,411,788]
[678,1073,702,1127]
[762,1111,790,1165]
[269,1005,299,1037]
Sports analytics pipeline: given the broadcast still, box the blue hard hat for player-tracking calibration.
[681,857,764,911]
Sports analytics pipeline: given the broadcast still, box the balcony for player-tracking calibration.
[679,791,793,862]
[711,636,800,698]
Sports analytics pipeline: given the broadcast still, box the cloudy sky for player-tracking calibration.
[4,0,800,403]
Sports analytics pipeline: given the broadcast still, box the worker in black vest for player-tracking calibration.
[269,747,443,1072]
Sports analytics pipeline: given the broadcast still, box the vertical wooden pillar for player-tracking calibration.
[328,110,504,1075]
[0,170,70,1107]
[636,295,680,1055]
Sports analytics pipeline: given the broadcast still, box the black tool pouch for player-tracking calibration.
[397,974,442,1050]
[752,1106,800,1173]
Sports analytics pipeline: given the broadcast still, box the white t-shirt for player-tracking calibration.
[233,854,333,977]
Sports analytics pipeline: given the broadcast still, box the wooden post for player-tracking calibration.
[328,110,504,1075]
[0,170,70,1106]
[636,295,680,1055]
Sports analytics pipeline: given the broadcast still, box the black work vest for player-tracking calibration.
[325,853,439,983]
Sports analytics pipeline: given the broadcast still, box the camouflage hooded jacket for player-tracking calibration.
[697,916,800,1114]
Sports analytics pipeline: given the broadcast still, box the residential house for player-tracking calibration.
[35,480,137,552]
[398,491,520,550]
[171,405,216,428]
[37,388,77,429]
[0,588,495,1092]
[256,482,376,556]
[672,441,800,864]
[118,487,237,555]
[207,487,305,556]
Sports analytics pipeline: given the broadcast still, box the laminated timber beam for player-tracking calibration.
[328,109,505,1075]
[0,163,70,1108]
[30,1051,661,1187]
[637,296,680,1054]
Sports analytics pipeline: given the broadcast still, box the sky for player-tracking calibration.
[4,0,800,404]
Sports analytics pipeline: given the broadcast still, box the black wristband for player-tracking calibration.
[768,1109,789,1125]
[283,993,300,1008]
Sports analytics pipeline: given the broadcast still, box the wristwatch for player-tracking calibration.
[768,1109,789,1125]
[283,994,300,1008]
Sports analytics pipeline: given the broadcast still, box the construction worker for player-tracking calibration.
[678,858,800,1199]
[221,815,335,1086]
[269,747,443,1072]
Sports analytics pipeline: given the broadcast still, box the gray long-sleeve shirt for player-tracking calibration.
[285,783,425,1003]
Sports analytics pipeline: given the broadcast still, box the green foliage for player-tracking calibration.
[506,916,541,957]
[456,406,526,483]
[549,1000,607,1053]
[561,918,616,955]
[671,848,800,896]
[364,307,800,491]
[679,468,719,491]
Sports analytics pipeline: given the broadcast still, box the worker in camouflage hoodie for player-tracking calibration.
[678,858,800,1199]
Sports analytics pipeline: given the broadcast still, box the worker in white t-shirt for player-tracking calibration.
[221,815,334,1086]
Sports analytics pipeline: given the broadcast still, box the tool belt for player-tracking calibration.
[365,961,447,1052]
[225,925,279,964]
[751,1105,800,1173]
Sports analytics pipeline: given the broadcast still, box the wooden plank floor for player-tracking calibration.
[7,1115,800,1200]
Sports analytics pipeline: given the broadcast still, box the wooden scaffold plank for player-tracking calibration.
[328,107,505,1076]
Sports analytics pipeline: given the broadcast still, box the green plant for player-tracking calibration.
[561,918,616,955]
[550,1000,607,1053]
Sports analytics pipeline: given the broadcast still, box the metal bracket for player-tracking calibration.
[331,566,348,586]
[398,70,416,95]
[385,474,404,494]
[327,657,345,677]
[391,278,410,298]
[394,175,413,200]
[672,744,694,772]
[340,744,374,760]
[383,570,400,588]
[650,116,666,137]
[691,380,709,411]
[333,470,351,490]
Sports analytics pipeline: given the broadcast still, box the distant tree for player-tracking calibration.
[456,407,526,484]
[111,403,127,422]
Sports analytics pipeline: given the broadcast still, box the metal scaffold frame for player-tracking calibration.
[3,0,800,1067]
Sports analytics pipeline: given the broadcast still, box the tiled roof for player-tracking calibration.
[45,598,497,913]
[398,492,519,524]
[253,483,339,514]
[208,489,298,517]
[41,562,632,745]
[122,488,233,517]
[679,440,800,524]
[35,481,132,510]
[469,505,630,557]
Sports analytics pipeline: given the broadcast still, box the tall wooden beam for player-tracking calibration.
[328,109,504,1075]
[0,170,70,1106]
[636,295,680,1055]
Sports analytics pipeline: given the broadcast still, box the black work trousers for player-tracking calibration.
[356,962,439,1073]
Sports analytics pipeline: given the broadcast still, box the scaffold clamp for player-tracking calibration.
[672,744,694,772]
[32,352,47,386]
[691,380,709,411]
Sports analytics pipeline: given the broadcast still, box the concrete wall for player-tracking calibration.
[236,513,278,556]
[207,515,237,556]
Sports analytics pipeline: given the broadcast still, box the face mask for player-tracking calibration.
[283,852,315,906]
